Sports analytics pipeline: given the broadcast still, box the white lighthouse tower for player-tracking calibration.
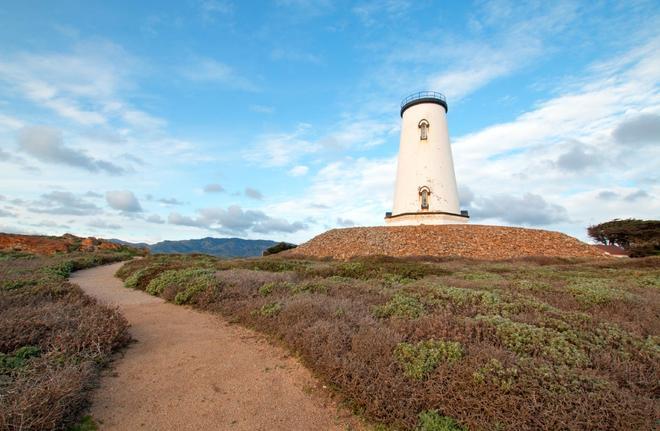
[385,91,469,225]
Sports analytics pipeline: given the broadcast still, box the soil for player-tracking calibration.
[70,262,362,431]
[287,224,606,260]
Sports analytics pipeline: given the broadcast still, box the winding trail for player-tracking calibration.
[71,262,361,430]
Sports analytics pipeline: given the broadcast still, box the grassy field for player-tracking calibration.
[0,250,137,431]
[117,254,659,430]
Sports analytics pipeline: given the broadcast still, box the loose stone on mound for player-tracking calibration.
[287,225,606,260]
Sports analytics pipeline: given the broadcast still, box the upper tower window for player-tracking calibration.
[418,119,429,140]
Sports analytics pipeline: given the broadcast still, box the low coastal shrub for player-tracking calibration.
[115,254,660,430]
[373,292,426,319]
[0,250,131,431]
[394,340,463,380]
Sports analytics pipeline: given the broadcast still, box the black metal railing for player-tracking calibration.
[400,91,446,108]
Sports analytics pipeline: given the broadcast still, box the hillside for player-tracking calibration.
[288,225,605,260]
[112,237,280,257]
[0,233,129,255]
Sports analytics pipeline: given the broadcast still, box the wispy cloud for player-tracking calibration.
[270,48,321,64]
[169,205,307,234]
[180,57,257,91]
[17,125,126,174]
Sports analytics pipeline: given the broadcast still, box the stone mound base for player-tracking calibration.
[287,225,606,260]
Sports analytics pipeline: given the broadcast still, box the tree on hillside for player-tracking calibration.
[262,242,297,256]
[587,218,660,257]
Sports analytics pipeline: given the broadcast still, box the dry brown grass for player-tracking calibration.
[0,250,133,431]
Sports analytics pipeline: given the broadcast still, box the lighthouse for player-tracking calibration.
[385,91,469,225]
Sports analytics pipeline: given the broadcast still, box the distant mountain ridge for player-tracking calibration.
[110,237,280,257]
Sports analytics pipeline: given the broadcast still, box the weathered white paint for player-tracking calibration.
[385,213,468,226]
[386,97,467,225]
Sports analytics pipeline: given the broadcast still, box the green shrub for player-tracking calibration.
[472,358,519,392]
[124,268,147,290]
[1,279,35,291]
[476,315,588,366]
[44,261,75,278]
[148,269,218,304]
[0,346,41,371]
[259,282,276,296]
[259,281,302,296]
[566,279,631,306]
[416,410,464,431]
[259,302,282,317]
[374,292,426,319]
[394,339,464,380]
[337,261,368,278]
[459,271,503,281]
[513,279,552,290]
[145,268,213,296]
[67,415,98,431]
[289,280,327,294]
[430,285,553,315]
[382,273,415,286]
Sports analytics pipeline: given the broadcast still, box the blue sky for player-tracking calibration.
[0,0,659,244]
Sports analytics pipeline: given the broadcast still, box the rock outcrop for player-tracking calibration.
[0,233,123,255]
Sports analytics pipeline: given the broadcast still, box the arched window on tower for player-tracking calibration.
[419,186,430,210]
[418,119,429,140]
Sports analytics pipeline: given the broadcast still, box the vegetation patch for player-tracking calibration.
[146,268,216,300]
[259,302,282,317]
[476,315,588,366]
[0,346,41,372]
[472,358,518,392]
[565,278,632,306]
[0,249,132,430]
[416,410,464,431]
[114,253,660,430]
[373,292,426,319]
[394,339,463,380]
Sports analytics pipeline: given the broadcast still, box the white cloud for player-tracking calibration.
[17,125,125,174]
[0,41,154,126]
[0,113,24,130]
[288,165,309,176]
[146,214,165,224]
[106,190,143,212]
[250,104,274,114]
[246,123,317,167]
[29,191,101,215]
[180,57,257,91]
[168,205,307,234]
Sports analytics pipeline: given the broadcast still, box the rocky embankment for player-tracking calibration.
[0,233,123,254]
[288,225,606,260]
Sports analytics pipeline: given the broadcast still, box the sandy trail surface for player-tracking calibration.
[71,262,361,431]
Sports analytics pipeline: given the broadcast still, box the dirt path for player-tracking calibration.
[71,262,362,431]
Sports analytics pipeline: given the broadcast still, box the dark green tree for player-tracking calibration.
[262,242,297,256]
[587,219,660,257]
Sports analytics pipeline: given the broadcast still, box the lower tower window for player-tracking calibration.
[419,186,430,210]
